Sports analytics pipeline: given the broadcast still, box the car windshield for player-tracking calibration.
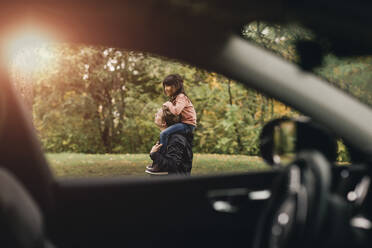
[242,21,372,109]
[6,20,354,178]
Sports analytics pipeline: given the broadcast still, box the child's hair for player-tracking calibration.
[162,74,187,101]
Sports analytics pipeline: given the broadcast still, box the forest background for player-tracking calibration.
[10,22,372,161]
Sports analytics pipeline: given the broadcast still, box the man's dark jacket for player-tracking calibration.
[150,133,193,174]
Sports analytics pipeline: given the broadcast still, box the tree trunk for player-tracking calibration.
[260,95,266,126]
[228,80,243,152]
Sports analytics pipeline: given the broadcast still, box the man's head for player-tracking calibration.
[162,105,181,126]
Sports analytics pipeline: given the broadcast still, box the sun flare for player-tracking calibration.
[4,29,56,75]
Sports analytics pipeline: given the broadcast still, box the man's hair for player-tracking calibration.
[162,74,187,100]
[162,105,181,126]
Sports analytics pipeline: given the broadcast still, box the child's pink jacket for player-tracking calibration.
[163,93,197,126]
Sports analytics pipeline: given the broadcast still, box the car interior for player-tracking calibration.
[1,1,372,248]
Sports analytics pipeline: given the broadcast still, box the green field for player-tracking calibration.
[46,153,269,178]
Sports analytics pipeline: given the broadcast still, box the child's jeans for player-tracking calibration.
[159,123,195,152]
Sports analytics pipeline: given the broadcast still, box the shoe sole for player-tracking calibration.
[145,169,168,175]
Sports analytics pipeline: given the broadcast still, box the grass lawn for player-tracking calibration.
[46,153,270,178]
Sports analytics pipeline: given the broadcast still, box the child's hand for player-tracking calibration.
[163,101,172,108]
[150,142,163,154]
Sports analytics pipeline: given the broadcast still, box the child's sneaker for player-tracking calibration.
[145,164,168,175]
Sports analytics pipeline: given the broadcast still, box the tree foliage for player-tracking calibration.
[10,40,297,155]
[11,21,362,162]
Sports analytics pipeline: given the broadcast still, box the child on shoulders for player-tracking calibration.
[146,74,197,175]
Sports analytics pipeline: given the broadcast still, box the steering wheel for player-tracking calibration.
[253,150,332,248]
